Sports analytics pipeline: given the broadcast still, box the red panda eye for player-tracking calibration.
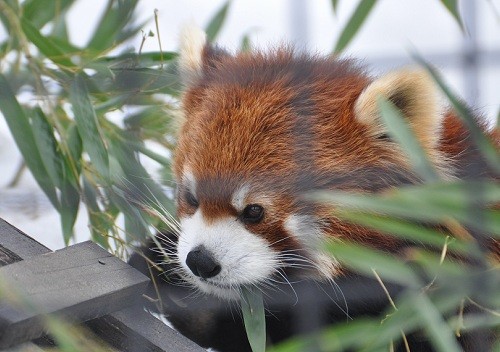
[241,204,264,224]
[185,190,199,208]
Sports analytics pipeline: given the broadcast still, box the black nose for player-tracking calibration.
[186,246,221,279]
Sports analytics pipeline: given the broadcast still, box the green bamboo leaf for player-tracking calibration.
[0,74,59,209]
[97,51,178,65]
[109,136,176,221]
[325,241,421,287]
[206,1,231,42]
[311,181,500,235]
[331,0,340,14]
[241,286,266,352]
[60,178,80,245]
[86,0,139,51]
[335,211,470,254]
[111,68,180,94]
[413,54,500,174]
[240,33,252,53]
[22,0,76,29]
[270,318,379,352]
[70,74,109,182]
[377,97,440,183]
[30,108,63,189]
[82,177,111,248]
[66,123,83,185]
[333,0,378,53]
[439,0,465,31]
[20,17,75,69]
[412,293,462,352]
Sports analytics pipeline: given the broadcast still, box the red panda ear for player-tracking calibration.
[178,24,229,85]
[354,69,443,152]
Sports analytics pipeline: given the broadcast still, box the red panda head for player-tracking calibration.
[173,26,447,299]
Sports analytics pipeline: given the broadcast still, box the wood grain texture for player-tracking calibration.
[0,218,203,351]
[0,241,150,349]
[87,306,206,352]
[0,219,51,263]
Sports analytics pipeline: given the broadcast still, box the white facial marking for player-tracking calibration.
[284,214,339,278]
[231,184,250,212]
[182,168,197,196]
[178,210,278,299]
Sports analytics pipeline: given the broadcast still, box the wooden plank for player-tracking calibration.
[87,307,206,352]
[0,219,51,264]
[0,219,203,351]
[0,241,150,349]
[0,219,58,350]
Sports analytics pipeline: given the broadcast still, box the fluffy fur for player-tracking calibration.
[173,27,498,299]
[130,25,498,351]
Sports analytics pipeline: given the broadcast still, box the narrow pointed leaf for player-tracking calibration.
[30,108,63,189]
[413,54,500,174]
[205,1,231,42]
[413,293,462,352]
[377,97,440,183]
[70,74,109,181]
[334,0,378,53]
[325,241,421,287]
[439,0,465,31]
[335,211,470,254]
[87,0,139,51]
[22,0,76,29]
[241,286,266,352]
[20,17,75,68]
[60,178,80,245]
[82,177,111,248]
[331,0,340,15]
[0,74,59,209]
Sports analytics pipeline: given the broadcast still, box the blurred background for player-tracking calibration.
[0,0,499,249]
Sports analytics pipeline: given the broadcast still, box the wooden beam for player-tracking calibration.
[87,306,205,352]
[0,241,150,349]
[0,219,50,265]
[0,218,204,351]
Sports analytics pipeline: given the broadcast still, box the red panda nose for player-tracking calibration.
[186,245,221,279]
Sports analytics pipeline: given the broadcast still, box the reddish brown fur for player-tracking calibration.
[175,46,499,258]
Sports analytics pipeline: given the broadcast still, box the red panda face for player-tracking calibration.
[173,26,447,299]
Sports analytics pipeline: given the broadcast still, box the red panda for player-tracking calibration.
[128,26,499,351]
[172,25,499,302]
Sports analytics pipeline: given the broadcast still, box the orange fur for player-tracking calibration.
[174,43,499,271]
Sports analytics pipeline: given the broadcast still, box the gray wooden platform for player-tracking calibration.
[0,218,204,352]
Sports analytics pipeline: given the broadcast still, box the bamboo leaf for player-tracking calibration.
[334,0,378,53]
[311,181,500,235]
[377,97,440,183]
[82,177,111,248]
[30,108,63,189]
[335,211,470,254]
[86,0,139,51]
[60,178,80,245]
[413,54,500,174]
[439,0,465,31]
[20,17,75,69]
[70,74,109,182]
[205,1,231,42]
[241,286,266,352]
[22,0,76,30]
[412,293,462,352]
[109,136,176,222]
[0,74,59,209]
[66,123,83,185]
[331,0,340,15]
[325,241,421,287]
